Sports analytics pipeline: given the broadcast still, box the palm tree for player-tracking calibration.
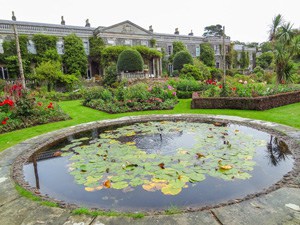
[269,14,283,43]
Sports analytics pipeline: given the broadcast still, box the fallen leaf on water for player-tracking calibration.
[285,203,300,211]
[196,153,205,159]
[85,187,95,192]
[158,163,165,169]
[103,180,111,188]
[219,165,233,170]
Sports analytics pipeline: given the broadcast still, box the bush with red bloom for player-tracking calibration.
[0,99,14,107]
[232,87,237,91]
[219,85,223,89]
[47,102,54,109]
[37,102,43,106]
[1,117,9,125]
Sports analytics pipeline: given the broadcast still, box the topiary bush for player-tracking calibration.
[117,49,144,72]
[173,51,193,71]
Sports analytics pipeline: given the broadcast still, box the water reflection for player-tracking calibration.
[266,136,292,166]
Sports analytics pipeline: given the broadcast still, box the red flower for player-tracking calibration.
[47,102,54,109]
[219,85,223,89]
[1,120,7,125]
[0,99,14,107]
[37,102,43,106]
[232,87,237,91]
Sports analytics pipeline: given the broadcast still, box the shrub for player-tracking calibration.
[103,63,118,86]
[117,49,144,72]
[199,43,215,67]
[193,58,211,80]
[180,64,203,80]
[173,51,193,71]
[210,68,223,80]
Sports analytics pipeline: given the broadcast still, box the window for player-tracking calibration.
[196,47,200,57]
[214,45,220,55]
[141,40,148,46]
[124,40,132,46]
[0,38,3,54]
[27,40,36,54]
[56,40,64,55]
[167,45,173,55]
[83,41,89,55]
[216,62,220,68]
[107,39,115,46]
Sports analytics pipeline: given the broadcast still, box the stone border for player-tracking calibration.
[2,114,300,215]
[191,91,300,110]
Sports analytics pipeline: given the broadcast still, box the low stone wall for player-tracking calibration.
[191,91,300,110]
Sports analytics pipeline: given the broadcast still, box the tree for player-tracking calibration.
[62,34,88,76]
[89,36,105,63]
[260,42,273,53]
[180,64,203,80]
[203,24,223,37]
[117,49,144,72]
[256,52,274,69]
[173,51,193,71]
[269,14,283,42]
[199,43,215,67]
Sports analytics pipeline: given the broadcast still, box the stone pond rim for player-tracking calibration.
[9,114,300,214]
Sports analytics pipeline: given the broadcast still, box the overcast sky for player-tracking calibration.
[1,0,299,43]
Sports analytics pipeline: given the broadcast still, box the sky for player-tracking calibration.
[0,0,299,43]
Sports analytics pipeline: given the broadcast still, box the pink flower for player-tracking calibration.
[168,85,174,90]
[172,92,177,96]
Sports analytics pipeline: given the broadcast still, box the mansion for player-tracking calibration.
[0,16,231,79]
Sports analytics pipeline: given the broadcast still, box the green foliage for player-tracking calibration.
[42,49,61,63]
[180,64,203,80]
[117,49,144,72]
[33,34,58,63]
[210,68,223,80]
[260,42,273,53]
[101,46,129,67]
[169,41,186,62]
[103,63,118,86]
[199,43,215,67]
[256,52,274,69]
[34,61,64,91]
[133,45,162,61]
[150,38,156,47]
[203,24,223,37]
[62,34,88,76]
[4,55,30,78]
[173,51,193,71]
[240,51,250,69]
[89,36,105,62]
[193,58,211,80]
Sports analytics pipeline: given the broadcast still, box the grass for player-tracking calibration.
[165,205,182,215]
[15,185,59,207]
[1,99,300,153]
[72,207,145,219]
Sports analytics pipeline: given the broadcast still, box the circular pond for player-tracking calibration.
[22,120,294,211]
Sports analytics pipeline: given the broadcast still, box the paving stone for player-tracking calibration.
[21,205,71,225]
[0,144,32,166]
[63,214,95,225]
[0,166,20,206]
[0,197,40,225]
[212,188,300,225]
[92,211,219,225]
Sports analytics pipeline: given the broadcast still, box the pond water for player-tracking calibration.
[23,121,294,211]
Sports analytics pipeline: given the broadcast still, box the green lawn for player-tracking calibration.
[1,99,300,153]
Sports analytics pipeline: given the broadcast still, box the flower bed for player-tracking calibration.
[0,83,70,134]
[191,90,300,110]
[83,83,178,113]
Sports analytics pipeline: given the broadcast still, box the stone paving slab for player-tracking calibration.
[0,166,20,206]
[0,197,40,225]
[92,211,219,225]
[20,205,71,225]
[0,144,33,166]
[63,214,95,225]
[212,188,300,225]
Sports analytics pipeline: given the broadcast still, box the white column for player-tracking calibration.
[1,67,4,79]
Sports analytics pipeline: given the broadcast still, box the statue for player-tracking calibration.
[174,28,179,35]
[61,16,65,25]
[149,25,153,33]
[188,30,194,36]
[85,19,91,27]
[12,11,16,21]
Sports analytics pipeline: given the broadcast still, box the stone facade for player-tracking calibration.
[233,44,257,71]
[0,18,231,78]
